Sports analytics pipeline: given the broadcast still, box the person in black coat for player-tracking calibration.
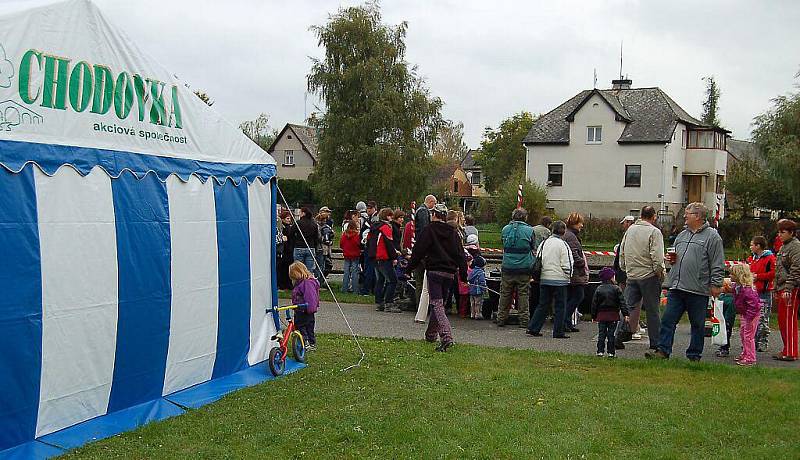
[288,207,320,274]
[407,204,467,352]
[591,267,630,358]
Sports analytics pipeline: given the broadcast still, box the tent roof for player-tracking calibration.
[0,0,275,184]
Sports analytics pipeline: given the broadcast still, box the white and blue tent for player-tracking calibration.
[0,1,288,456]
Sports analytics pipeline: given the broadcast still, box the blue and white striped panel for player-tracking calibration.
[0,166,42,451]
[247,179,276,365]
[34,166,119,438]
[0,168,277,451]
[163,176,219,396]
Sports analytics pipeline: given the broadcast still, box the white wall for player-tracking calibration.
[526,94,672,217]
[269,130,315,180]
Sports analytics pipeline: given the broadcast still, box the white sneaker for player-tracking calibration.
[596,352,604,357]
[631,333,642,340]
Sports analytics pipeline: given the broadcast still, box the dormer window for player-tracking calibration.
[587,126,602,144]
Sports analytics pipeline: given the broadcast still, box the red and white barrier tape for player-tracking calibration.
[479,246,747,267]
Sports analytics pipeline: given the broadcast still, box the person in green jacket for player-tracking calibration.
[497,207,536,327]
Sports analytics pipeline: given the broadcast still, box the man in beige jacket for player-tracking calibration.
[619,206,665,350]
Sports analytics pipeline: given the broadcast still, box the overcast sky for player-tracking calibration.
[58,1,800,146]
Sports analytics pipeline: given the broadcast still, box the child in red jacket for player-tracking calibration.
[340,222,361,293]
[747,236,776,352]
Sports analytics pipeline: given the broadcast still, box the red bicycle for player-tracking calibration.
[265,304,307,376]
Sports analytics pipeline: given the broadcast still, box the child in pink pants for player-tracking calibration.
[727,265,762,366]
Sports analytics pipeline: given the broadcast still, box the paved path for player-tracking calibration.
[283,299,799,369]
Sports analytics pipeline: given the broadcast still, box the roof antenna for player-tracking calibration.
[593,68,597,89]
[619,40,624,80]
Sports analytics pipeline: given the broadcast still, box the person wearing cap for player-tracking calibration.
[618,206,664,350]
[591,267,630,358]
[613,214,639,348]
[497,207,536,328]
[464,215,479,241]
[407,203,467,352]
[358,200,379,295]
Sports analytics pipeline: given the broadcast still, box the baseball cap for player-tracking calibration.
[466,234,479,246]
[619,215,635,224]
[319,206,331,213]
[432,203,448,218]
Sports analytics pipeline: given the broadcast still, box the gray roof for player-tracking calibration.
[523,87,724,145]
[461,149,480,169]
[287,124,319,162]
[727,139,759,162]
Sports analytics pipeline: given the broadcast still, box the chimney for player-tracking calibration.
[611,79,632,90]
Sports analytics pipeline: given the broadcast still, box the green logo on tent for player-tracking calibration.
[17,49,182,129]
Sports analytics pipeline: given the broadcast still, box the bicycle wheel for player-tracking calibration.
[268,347,285,376]
[291,331,306,364]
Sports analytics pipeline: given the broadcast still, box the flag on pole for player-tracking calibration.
[517,184,523,209]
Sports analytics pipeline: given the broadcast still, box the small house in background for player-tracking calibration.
[267,123,319,180]
[523,79,730,219]
[461,149,490,198]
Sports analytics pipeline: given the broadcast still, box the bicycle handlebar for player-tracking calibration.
[266,303,307,314]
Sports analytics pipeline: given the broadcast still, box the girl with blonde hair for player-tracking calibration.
[289,261,320,350]
[725,264,761,366]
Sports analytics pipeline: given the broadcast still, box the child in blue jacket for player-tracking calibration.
[468,256,488,319]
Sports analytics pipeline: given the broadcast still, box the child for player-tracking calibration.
[395,251,411,302]
[339,222,361,293]
[591,267,629,358]
[289,261,320,351]
[726,264,761,366]
[468,256,487,319]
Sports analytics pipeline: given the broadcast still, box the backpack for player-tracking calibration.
[366,221,386,259]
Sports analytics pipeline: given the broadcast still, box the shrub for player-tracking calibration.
[492,176,547,226]
[717,219,778,250]
[277,178,316,209]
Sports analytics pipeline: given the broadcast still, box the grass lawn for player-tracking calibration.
[64,335,800,459]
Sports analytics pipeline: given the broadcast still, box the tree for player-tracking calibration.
[475,111,536,193]
[194,90,214,107]
[240,113,277,152]
[307,2,443,209]
[727,72,800,212]
[491,174,547,226]
[701,76,721,127]
[432,120,469,165]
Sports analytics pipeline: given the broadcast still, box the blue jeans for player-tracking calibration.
[359,257,376,295]
[342,258,359,292]
[598,321,618,354]
[564,284,585,329]
[657,289,709,359]
[293,248,316,274]
[374,260,397,305]
[528,283,567,337]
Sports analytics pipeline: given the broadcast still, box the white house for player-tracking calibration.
[266,123,318,180]
[523,79,730,219]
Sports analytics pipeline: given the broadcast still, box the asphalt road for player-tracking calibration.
[283,299,799,369]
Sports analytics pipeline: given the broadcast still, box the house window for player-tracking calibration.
[470,171,481,185]
[687,130,724,149]
[547,164,563,186]
[453,180,459,193]
[672,166,679,187]
[587,126,602,144]
[625,165,641,187]
[284,150,294,166]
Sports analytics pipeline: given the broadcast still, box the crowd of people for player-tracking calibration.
[276,195,800,363]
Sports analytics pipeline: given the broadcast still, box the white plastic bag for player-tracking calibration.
[414,271,429,323]
[710,298,727,346]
